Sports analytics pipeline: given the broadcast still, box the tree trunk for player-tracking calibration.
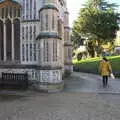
[96,40,101,57]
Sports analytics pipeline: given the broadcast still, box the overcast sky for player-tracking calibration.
[67,0,120,27]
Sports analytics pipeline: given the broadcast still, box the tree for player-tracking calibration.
[87,41,95,57]
[72,0,119,56]
[84,0,118,10]
[71,27,85,49]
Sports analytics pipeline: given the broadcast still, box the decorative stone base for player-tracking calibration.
[31,82,64,92]
[0,68,37,81]
[0,67,64,92]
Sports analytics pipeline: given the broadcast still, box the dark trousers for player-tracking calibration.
[102,76,108,87]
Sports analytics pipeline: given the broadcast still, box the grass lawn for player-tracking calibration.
[73,56,120,76]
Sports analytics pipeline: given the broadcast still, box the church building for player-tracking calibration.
[0,0,72,91]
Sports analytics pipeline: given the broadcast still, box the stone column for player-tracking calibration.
[3,22,6,61]
[12,22,15,60]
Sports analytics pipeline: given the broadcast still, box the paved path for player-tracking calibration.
[65,72,120,94]
[1,92,120,120]
[0,72,120,120]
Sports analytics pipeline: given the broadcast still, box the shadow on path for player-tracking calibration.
[0,94,24,102]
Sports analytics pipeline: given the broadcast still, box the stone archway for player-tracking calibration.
[0,20,4,60]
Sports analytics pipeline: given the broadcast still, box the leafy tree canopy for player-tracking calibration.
[72,0,120,44]
[84,0,119,10]
[76,8,119,40]
[71,0,120,57]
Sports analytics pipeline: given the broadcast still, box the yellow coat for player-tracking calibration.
[99,60,112,76]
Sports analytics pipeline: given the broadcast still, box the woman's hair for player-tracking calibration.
[103,57,108,61]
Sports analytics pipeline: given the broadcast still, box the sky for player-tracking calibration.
[67,0,120,27]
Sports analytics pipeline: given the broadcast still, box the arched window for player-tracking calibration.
[53,40,57,61]
[14,7,16,17]
[38,43,41,61]
[41,14,43,31]
[26,26,28,40]
[10,7,12,18]
[0,9,1,17]
[5,7,8,18]
[44,40,49,62]
[22,26,24,40]
[30,43,32,61]
[6,19,12,60]
[58,20,62,37]
[30,0,32,19]
[14,19,20,60]
[33,44,36,61]
[30,26,32,40]
[2,8,4,18]
[22,44,25,61]
[67,31,69,40]
[52,14,55,30]
[0,20,4,60]
[26,0,28,19]
[45,14,48,30]
[18,8,20,17]
[26,43,28,61]
[34,0,36,19]
[34,26,36,39]
[22,0,25,19]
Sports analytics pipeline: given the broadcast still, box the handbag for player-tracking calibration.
[110,73,115,79]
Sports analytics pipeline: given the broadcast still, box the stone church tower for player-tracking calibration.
[0,0,72,92]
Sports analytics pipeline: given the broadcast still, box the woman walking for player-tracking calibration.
[99,57,112,87]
